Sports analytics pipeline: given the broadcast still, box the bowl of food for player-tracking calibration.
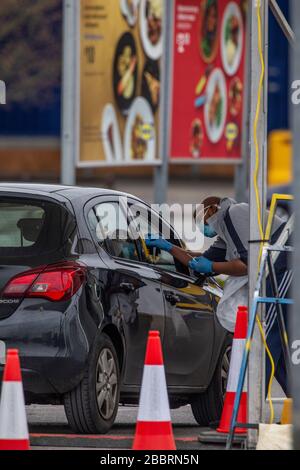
[140,0,163,60]
[204,68,227,143]
[120,0,140,27]
[221,2,244,76]
[141,59,160,112]
[229,76,243,116]
[101,104,123,163]
[113,32,138,115]
[200,0,219,63]
[190,119,204,158]
[124,97,156,162]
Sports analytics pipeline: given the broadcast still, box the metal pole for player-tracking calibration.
[0,80,6,105]
[247,0,268,449]
[269,0,295,46]
[153,0,173,204]
[234,164,248,203]
[290,0,300,451]
[61,0,77,186]
[235,8,251,203]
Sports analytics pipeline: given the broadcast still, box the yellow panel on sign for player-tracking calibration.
[79,0,162,166]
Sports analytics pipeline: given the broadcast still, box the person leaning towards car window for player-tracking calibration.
[145,196,291,397]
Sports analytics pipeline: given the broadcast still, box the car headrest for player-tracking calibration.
[17,218,43,243]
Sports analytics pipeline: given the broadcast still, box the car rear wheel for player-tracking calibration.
[64,332,120,434]
[191,335,232,427]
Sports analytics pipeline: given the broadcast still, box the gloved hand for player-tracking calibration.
[189,256,213,274]
[145,235,173,252]
[122,244,137,260]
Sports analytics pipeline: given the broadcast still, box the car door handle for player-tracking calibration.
[164,291,180,306]
[120,282,135,294]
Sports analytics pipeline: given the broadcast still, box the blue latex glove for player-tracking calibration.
[189,256,213,274]
[122,244,137,260]
[145,235,173,252]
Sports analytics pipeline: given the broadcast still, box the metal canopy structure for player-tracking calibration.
[247,0,268,448]
[291,0,300,451]
[269,0,295,45]
[247,0,296,449]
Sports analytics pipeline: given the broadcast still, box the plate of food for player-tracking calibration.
[229,76,243,116]
[200,0,219,63]
[204,68,227,143]
[101,104,123,162]
[120,0,140,27]
[190,119,204,158]
[139,0,163,60]
[113,32,138,115]
[141,59,160,112]
[221,2,244,76]
[124,97,156,162]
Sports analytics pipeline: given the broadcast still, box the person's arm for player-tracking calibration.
[187,250,202,257]
[171,238,227,269]
[212,259,247,276]
[145,237,203,267]
[170,245,194,266]
[145,238,195,266]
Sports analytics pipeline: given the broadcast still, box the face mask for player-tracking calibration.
[197,222,217,238]
[203,224,217,238]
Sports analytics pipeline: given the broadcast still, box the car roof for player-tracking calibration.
[0,183,142,203]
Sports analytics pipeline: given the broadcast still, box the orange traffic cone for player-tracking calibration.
[132,331,176,450]
[217,306,248,434]
[0,349,30,450]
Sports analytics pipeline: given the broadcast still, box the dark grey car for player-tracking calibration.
[0,184,230,434]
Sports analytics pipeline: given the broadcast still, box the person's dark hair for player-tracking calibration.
[201,196,221,209]
[193,196,221,220]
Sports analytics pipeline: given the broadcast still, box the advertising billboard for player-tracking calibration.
[170,0,247,162]
[78,0,163,167]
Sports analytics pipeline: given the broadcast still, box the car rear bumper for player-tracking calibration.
[0,365,57,396]
[0,354,90,398]
[0,297,93,397]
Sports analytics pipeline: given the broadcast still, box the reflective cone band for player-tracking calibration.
[0,349,30,450]
[133,331,176,450]
[217,306,248,434]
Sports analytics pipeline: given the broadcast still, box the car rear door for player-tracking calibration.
[84,196,165,386]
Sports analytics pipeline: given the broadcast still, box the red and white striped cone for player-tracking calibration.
[217,306,248,434]
[0,349,30,450]
[132,331,176,450]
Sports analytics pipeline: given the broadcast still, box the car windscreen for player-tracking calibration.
[0,197,77,264]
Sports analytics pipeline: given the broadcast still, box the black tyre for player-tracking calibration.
[191,335,232,427]
[64,332,120,434]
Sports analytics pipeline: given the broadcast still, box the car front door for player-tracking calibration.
[128,199,220,388]
[85,196,165,386]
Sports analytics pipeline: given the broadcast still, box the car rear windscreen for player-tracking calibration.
[0,202,45,248]
[0,197,77,262]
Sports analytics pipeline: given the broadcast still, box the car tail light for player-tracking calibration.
[2,262,86,302]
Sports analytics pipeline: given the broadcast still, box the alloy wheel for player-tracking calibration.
[221,345,231,399]
[95,348,118,420]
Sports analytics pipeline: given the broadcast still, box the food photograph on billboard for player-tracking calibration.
[170,0,247,161]
[79,0,163,166]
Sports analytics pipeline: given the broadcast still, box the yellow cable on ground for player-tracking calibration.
[257,316,275,423]
[253,1,276,424]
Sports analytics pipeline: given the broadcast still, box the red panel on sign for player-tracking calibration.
[170,0,247,161]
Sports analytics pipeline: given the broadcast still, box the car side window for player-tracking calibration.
[128,203,178,273]
[87,202,139,262]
